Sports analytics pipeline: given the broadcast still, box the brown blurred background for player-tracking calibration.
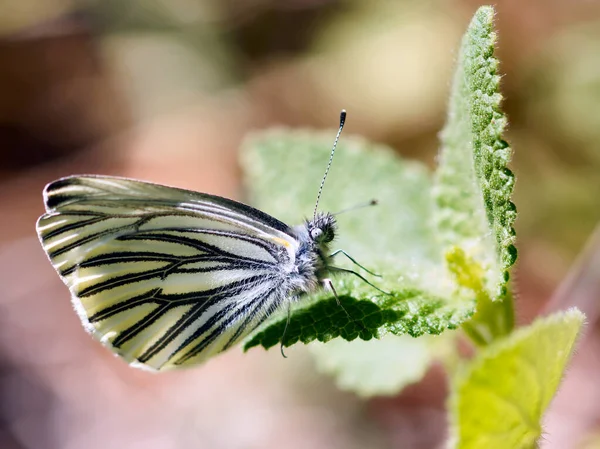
[1,1,599,448]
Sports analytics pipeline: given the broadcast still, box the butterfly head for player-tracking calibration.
[308,212,336,244]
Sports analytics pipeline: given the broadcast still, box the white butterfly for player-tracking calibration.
[36,111,378,371]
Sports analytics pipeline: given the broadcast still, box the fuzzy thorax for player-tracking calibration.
[288,212,337,296]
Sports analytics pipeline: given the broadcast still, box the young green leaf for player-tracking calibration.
[446,247,513,345]
[241,132,475,351]
[434,5,517,303]
[449,308,585,449]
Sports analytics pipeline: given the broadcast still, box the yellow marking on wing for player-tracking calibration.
[271,237,291,248]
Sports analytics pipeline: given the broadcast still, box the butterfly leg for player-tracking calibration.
[329,249,381,277]
[328,267,392,296]
[280,300,293,358]
[323,278,371,338]
[323,278,341,306]
[323,278,355,322]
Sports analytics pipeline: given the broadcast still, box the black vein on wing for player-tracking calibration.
[42,215,108,239]
[172,283,281,366]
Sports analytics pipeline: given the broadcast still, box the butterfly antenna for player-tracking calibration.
[333,199,378,216]
[313,110,347,221]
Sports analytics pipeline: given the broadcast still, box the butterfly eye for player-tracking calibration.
[310,227,323,240]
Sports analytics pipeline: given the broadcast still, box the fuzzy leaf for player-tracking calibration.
[450,308,585,449]
[309,334,436,398]
[433,5,517,303]
[241,132,475,351]
[446,247,513,345]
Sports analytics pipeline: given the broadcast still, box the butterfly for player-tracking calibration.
[36,111,379,371]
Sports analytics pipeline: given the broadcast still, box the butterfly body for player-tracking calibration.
[291,213,337,292]
[37,175,337,371]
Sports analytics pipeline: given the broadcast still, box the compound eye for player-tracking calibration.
[310,227,323,240]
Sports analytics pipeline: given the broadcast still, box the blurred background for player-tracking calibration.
[1,0,599,448]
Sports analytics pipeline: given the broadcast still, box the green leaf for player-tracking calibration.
[434,5,517,302]
[241,132,475,351]
[309,334,437,398]
[450,308,585,449]
[446,247,513,345]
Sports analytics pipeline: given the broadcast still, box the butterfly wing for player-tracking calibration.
[37,175,298,371]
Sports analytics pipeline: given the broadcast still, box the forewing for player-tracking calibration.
[36,176,297,370]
